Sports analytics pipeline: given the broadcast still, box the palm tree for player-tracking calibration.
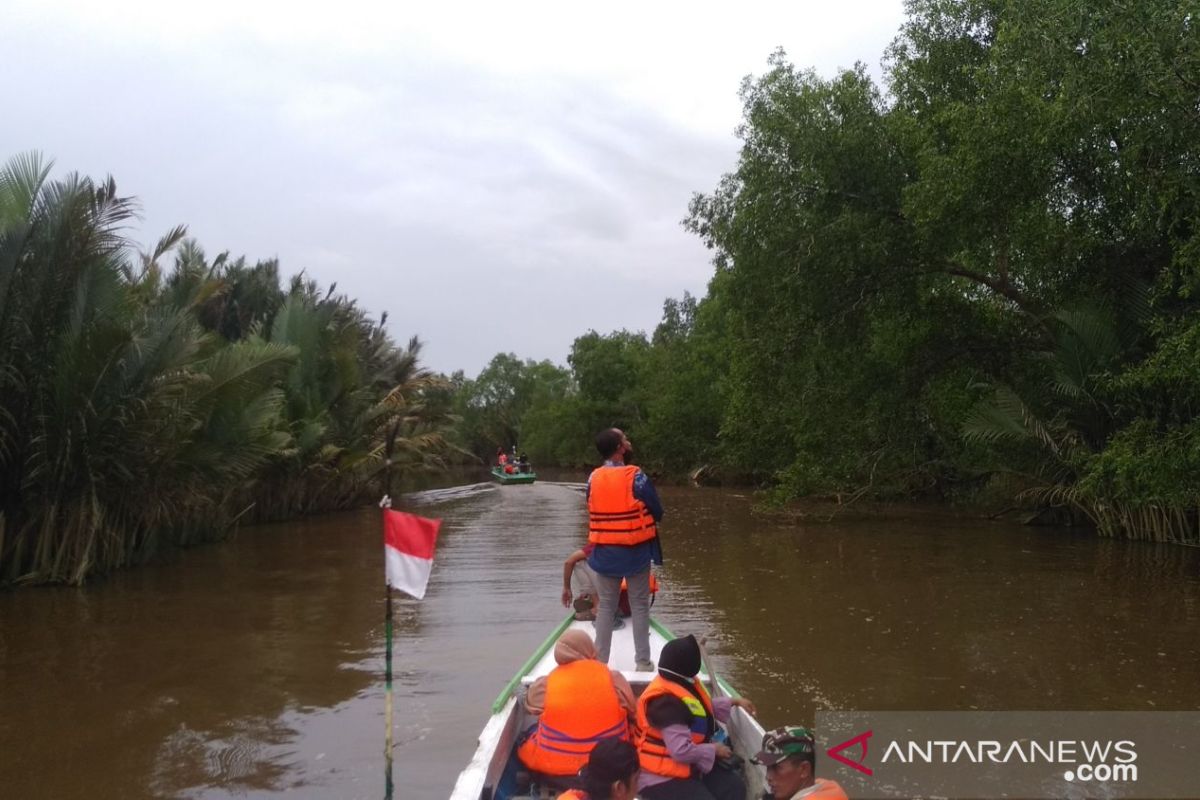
[0,151,459,583]
[0,153,296,584]
[961,303,1130,528]
[248,288,459,520]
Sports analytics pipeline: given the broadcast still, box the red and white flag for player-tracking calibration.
[383,508,442,599]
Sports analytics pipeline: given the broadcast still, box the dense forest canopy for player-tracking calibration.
[3,0,1197,587]
[0,155,455,585]
[451,0,1200,543]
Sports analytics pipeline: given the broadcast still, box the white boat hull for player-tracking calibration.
[450,615,766,800]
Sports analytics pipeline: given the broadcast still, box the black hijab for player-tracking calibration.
[658,634,702,687]
[649,635,715,737]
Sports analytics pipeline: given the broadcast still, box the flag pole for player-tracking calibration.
[385,581,394,799]
[382,423,400,800]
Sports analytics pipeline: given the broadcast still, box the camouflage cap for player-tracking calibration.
[753,726,816,766]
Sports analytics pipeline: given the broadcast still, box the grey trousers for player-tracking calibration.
[593,566,651,665]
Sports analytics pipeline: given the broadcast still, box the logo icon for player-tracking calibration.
[828,730,874,776]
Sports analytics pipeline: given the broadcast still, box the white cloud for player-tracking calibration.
[1,0,907,373]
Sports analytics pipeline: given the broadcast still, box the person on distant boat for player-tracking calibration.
[636,635,757,800]
[753,726,847,800]
[518,451,531,473]
[497,447,508,466]
[518,630,637,781]
[587,427,663,670]
[557,737,641,800]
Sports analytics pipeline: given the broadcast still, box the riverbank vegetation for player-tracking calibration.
[0,154,454,585]
[450,0,1200,544]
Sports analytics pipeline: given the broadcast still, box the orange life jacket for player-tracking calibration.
[517,660,630,776]
[620,573,660,593]
[808,779,850,800]
[555,792,586,800]
[587,466,657,546]
[635,675,715,779]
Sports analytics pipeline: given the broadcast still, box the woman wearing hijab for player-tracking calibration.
[518,630,638,780]
[556,738,641,800]
[635,635,757,800]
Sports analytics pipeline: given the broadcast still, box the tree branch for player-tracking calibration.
[933,262,1056,341]
[941,263,1037,314]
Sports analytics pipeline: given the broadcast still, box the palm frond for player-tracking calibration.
[0,150,52,224]
[962,385,1061,455]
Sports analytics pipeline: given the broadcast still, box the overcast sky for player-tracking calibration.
[2,0,906,375]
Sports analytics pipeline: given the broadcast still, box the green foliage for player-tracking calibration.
[449,333,656,468]
[449,353,574,462]
[636,293,726,473]
[1074,314,1200,541]
[18,0,1184,556]
[0,152,454,584]
[454,1,1200,546]
[520,394,596,467]
[665,0,1199,542]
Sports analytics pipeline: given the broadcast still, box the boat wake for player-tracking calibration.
[403,482,497,506]
[535,481,587,493]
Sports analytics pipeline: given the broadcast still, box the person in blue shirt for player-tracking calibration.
[585,427,663,670]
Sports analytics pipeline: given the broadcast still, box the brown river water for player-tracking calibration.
[2,481,1199,798]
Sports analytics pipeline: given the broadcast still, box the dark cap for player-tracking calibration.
[581,738,638,784]
[753,726,816,766]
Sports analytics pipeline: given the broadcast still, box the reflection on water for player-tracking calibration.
[1,483,1199,798]
[0,504,391,799]
[654,487,1200,721]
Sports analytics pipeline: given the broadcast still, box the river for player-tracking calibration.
[1,481,1198,798]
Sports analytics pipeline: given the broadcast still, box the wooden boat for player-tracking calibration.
[492,466,537,485]
[450,615,766,799]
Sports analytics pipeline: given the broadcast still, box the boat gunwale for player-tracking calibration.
[456,615,760,799]
[490,613,575,713]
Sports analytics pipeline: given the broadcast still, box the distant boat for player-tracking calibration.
[491,465,536,485]
[450,615,766,799]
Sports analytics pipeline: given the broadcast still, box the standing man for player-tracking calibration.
[586,427,663,670]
